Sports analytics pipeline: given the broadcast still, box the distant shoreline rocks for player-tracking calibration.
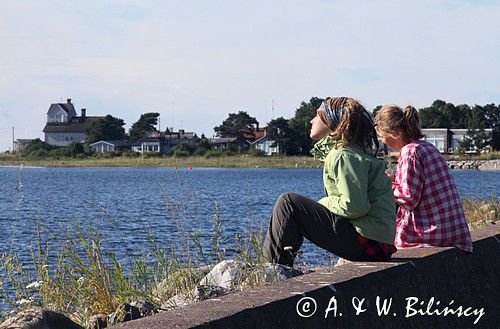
[447,160,499,171]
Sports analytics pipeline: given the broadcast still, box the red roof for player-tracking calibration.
[240,127,266,139]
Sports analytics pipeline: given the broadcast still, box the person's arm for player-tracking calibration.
[392,149,424,210]
[318,154,370,218]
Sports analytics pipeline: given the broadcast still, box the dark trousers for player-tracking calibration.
[263,192,367,267]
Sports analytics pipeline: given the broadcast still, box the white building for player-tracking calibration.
[43,99,103,146]
[421,128,493,153]
[89,140,127,153]
[253,136,280,155]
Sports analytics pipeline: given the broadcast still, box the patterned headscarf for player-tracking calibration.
[316,97,380,156]
[316,97,348,130]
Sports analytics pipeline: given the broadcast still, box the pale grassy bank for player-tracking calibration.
[0,155,321,168]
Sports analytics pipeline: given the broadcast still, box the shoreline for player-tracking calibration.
[0,156,322,169]
[0,157,499,170]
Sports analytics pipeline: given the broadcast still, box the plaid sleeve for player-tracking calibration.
[392,147,424,211]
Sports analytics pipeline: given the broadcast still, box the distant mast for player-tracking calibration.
[172,101,175,131]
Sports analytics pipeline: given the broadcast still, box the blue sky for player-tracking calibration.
[1,0,499,151]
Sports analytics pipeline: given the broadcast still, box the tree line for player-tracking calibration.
[20,98,499,158]
[214,98,499,155]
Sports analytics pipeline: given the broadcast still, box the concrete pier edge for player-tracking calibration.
[120,224,499,329]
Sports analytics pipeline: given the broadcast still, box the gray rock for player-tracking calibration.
[198,260,244,290]
[0,308,82,329]
[196,285,234,300]
[130,300,156,317]
[335,258,351,267]
[200,260,302,289]
[87,314,107,329]
[486,210,497,222]
[107,303,141,326]
[159,260,302,310]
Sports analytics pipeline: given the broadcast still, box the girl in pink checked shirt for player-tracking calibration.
[375,105,472,252]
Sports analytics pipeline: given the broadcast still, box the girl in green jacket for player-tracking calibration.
[263,97,396,267]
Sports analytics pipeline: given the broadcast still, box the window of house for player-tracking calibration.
[424,134,446,152]
[450,135,464,151]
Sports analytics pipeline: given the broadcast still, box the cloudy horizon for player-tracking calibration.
[1,0,499,151]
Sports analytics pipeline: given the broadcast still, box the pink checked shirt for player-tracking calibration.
[393,140,472,252]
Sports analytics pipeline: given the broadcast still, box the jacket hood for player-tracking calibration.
[310,136,338,162]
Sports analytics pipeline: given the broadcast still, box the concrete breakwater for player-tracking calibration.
[119,224,498,329]
[447,159,499,170]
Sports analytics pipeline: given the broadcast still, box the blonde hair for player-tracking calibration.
[375,105,423,142]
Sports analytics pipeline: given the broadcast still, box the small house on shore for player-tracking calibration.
[421,128,493,153]
[130,129,199,153]
[209,137,251,150]
[242,126,281,155]
[164,129,199,148]
[43,99,104,146]
[89,140,128,153]
[253,136,280,155]
[131,137,163,153]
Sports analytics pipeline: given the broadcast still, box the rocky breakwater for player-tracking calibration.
[447,159,499,170]
[0,261,302,329]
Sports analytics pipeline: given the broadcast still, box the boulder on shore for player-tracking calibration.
[0,308,82,329]
[107,303,141,326]
[160,260,303,310]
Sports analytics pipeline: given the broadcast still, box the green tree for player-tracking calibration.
[371,105,383,118]
[20,139,54,156]
[86,115,126,144]
[65,142,85,157]
[214,111,258,139]
[288,97,325,155]
[455,104,472,128]
[266,117,293,155]
[459,105,490,152]
[420,100,451,128]
[129,112,160,142]
[482,103,499,130]
[197,135,212,151]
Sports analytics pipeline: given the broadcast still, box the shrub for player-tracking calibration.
[247,147,266,157]
[172,149,191,157]
[121,150,139,157]
[64,142,85,158]
[142,151,161,158]
[20,139,54,157]
[95,151,116,159]
[204,149,225,158]
[166,142,197,156]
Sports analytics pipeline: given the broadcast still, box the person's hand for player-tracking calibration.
[386,172,395,182]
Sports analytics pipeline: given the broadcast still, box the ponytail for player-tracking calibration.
[375,104,423,142]
[403,106,424,141]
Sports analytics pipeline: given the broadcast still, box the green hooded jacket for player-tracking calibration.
[311,136,396,245]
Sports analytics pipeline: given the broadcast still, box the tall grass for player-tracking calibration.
[462,196,499,228]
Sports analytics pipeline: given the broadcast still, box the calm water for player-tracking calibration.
[0,166,498,266]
